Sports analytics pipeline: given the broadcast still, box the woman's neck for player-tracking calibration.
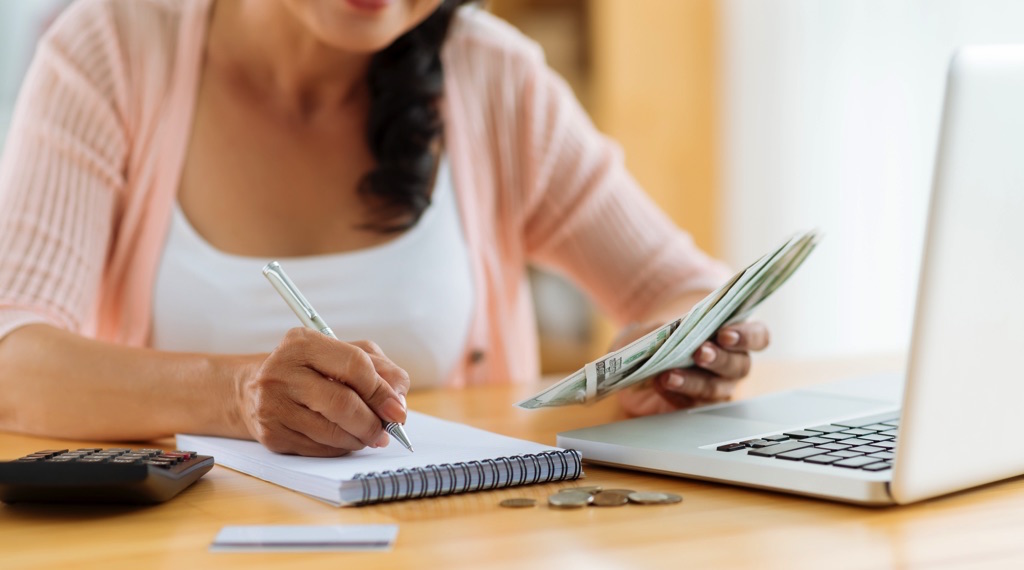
[209,0,372,122]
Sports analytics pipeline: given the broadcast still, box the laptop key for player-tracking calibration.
[862,462,892,472]
[840,438,876,446]
[831,450,865,458]
[848,445,886,454]
[801,437,834,445]
[775,447,829,461]
[874,441,897,450]
[806,425,847,434]
[782,430,820,439]
[762,435,791,442]
[833,456,885,469]
[839,428,875,436]
[868,452,896,460]
[748,441,813,457]
[819,433,857,441]
[744,440,779,448]
[816,442,852,451]
[717,443,747,452]
[804,454,844,465]
[860,434,892,442]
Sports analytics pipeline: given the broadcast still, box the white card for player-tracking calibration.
[211,525,398,552]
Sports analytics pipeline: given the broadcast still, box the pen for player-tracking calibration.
[262,261,415,453]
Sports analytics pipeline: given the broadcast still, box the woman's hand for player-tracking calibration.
[615,321,770,417]
[236,327,410,456]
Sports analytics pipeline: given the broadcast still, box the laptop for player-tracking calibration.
[557,44,1024,506]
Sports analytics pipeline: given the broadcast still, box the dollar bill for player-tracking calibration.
[516,229,821,410]
[514,319,680,409]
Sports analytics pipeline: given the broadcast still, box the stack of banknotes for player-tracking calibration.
[516,229,821,410]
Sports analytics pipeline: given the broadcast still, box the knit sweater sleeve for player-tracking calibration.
[517,52,731,325]
[0,0,127,340]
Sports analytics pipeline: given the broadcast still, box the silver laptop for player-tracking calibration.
[557,44,1024,506]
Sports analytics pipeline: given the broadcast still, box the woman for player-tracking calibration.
[0,0,768,456]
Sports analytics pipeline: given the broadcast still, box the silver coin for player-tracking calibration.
[499,497,537,508]
[548,491,593,509]
[627,491,683,505]
[591,492,629,507]
[599,488,636,496]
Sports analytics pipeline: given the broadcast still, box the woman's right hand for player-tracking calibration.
[236,327,410,457]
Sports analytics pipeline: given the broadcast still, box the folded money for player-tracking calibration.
[515,229,821,409]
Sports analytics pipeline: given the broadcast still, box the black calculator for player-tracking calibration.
[0,448,214,504]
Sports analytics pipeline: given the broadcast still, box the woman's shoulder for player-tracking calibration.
[445,6,546,71]
[39,0,201,136]
[44,0,191,81]
[48,0,188,48]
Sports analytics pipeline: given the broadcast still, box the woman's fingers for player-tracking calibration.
[261,421,353,458]
[618,381,693,417]
[283,328,407,425]
[692,342,752,380]
[658,368,740,402]
[293,367,389,448]
[280,400,380,451]
[716,321,770,352]
[241,329,413,456]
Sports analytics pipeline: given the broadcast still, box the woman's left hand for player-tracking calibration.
[616,321,771,416]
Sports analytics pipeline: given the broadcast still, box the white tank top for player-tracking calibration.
[150,157,474,389]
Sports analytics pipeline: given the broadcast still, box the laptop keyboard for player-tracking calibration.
[715,411,899,472]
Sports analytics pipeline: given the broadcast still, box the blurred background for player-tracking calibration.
[2,1,1023,375]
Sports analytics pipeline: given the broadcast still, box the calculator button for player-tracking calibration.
[31,450,69,458]
[163,452,191,460]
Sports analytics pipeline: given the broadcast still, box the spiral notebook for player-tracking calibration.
[176,411,583,506]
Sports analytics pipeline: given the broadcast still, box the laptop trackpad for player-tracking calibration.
[692,391,890,426]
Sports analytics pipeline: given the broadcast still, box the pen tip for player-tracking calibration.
[385,422,414,453]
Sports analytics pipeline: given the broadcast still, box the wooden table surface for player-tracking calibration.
[4,355,1024,569]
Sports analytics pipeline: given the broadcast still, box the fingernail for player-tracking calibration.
[698,346,716,364]
[380,398,405,423]
[398,393,407,411]
[666,372,685,388]
[721,330,740,347]
[375,432,390,448]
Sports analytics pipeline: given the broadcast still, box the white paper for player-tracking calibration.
[211,524,398,552]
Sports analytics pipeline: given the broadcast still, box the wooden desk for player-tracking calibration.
[4,356,1024,569]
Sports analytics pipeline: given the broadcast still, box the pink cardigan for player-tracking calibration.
[0,0,730,386]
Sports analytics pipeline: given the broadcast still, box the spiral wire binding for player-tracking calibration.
[353,449,583,505]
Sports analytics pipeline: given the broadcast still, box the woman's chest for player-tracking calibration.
[177,74,394,257]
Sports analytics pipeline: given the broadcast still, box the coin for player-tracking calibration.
[591,492,629,507]
[627,491,683,505]
[500,497,537,508]
[548,491,593,509]
[599,488,636,496]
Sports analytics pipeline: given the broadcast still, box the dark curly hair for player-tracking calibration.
[359,0,474,233]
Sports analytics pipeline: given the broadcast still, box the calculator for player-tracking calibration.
[0,448,214,504]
